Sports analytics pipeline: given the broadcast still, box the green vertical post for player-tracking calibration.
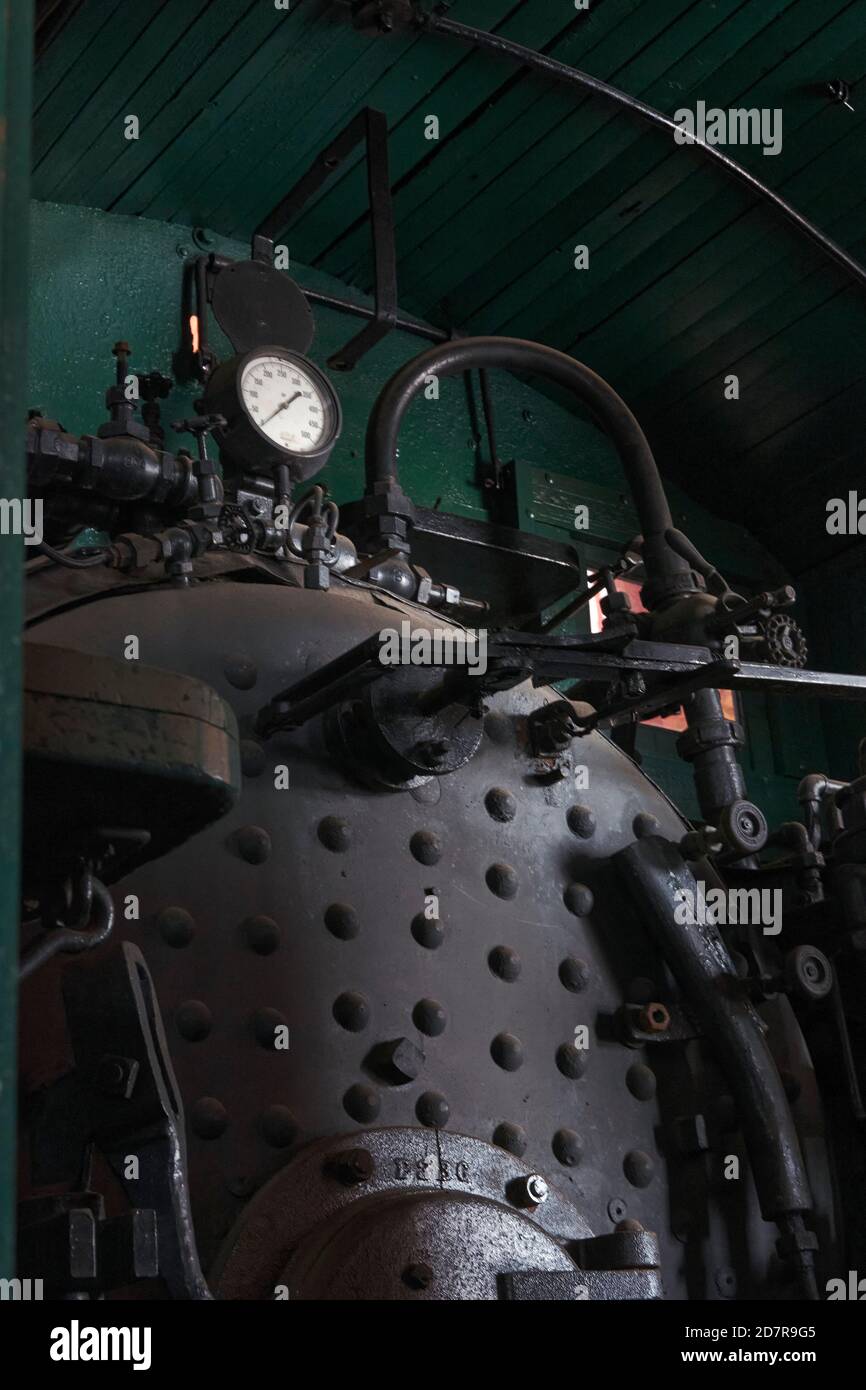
[0,0,33,1277]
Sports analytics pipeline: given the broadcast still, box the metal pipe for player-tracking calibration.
[615,835,818,1297]
[302,288,450,344]
[422,12,866,295]
[365,335,693,601]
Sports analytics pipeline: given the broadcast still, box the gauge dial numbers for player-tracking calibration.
[240,355,332,455]
[202,345,342,479]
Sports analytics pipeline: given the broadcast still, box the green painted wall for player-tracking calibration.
[26,197,833,830]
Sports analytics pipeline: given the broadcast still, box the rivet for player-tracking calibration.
[224,659,257,690]
[416,1090,449,1128]
[486,862,519,900]
[563,882,594,916]
[410,830,442,866]
[175,1000,212,1042]
[633,812,659,839]
[608,1197,628,1222]
[325,903,360,940]
[251,1006,288,1049]
[318,815,352,852]
[411,912,444,949]
[555,1042,587,1079]
[552,1128,583,1167]
[413,998,447,1036]
[493,1122,527,1157]
[190,1097,228,1140]
[623,1149,655,1187]
[491,1032,523,1071]
[559,956,590,992]
[240,739,267,778]
[566,804,596,838]
[488,945,521,982]
[485,787,517,822]
[343,1083,380,1123]
[626,1063,657,1101]
[232,825,271,864]
[258,1104,297,1148]
[241,914,280,954]
[333,991,369,1032]
[157,905,195,948]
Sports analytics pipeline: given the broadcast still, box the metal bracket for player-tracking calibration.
[251,107,398,371]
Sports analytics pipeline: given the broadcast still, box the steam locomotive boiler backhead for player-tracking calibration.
[16,330,866,1304]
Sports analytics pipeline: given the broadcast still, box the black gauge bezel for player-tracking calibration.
[203,344,342,479]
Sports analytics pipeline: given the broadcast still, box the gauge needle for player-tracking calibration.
[261,391,301,426]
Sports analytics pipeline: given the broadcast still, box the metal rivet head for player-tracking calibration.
[325,903,360,940]
[224,659,257,690]
[486,862,519,900]
[416,1090,449,1128]
[157,905,195,948]
[413,998,447,1036]
[190,1097,228,1140]
[553,1128,583,1167]
[258,1105,298,1148]
[563,882,594,916]
[333,991,369,1032]
[491,1032,524,1071]
[412,913,444,949]
[318,816,352,852]
[232,825,271,865]
[175,1000,212,1042]
[623,1150,655,1188]
[343,1083,380,1123]
[556,1042,587,1079]
[241,915,280,954]
[410,830,442,865]
[559,956,590,992]
[485,787,517,822]
[488,945,521,982]
[493,1121,527,1156]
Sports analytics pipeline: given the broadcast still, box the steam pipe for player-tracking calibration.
[365,335,695,605]
[615,834,818,1297]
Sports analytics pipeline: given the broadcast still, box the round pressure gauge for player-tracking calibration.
[202,345,342,481]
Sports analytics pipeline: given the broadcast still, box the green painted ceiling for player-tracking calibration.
[32,0,866,576]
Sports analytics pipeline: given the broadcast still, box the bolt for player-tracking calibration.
[510,1174,549,1208]
[637,1002,671,1034]
[402,1262,434,1291]
[328,1147,374,1186]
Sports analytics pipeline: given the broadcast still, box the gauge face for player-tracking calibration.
[240,352,335,456]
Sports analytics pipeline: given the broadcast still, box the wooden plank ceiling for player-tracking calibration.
[32,0,866,575]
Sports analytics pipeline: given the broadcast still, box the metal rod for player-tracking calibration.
[301,288,450,343]
[424,12,866,294]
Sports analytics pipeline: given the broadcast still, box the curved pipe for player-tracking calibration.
[422,12,866,294]
[365,335,693,598]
